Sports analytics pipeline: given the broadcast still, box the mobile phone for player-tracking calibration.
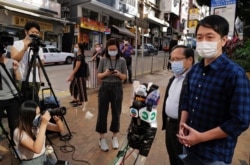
[109,68,115,71]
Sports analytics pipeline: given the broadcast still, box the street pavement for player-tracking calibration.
[1,69,250,165]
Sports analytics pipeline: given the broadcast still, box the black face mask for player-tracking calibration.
[32,115,41,128]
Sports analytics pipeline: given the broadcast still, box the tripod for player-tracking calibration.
[0,120,21,163]
[0,62,23,164]
[24,46,72,138]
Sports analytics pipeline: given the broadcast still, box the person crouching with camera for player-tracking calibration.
[13,100,64,165]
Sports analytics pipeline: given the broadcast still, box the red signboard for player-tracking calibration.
[80,17,105,32]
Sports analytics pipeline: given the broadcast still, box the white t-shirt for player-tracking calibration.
[13,128,45,160]
[13,40,44,82]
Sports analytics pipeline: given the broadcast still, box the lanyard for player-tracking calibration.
[109,58,117,69]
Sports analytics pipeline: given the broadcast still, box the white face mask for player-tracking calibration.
[73,48,78,53]
[108,50,118,56]
[196,41,218,59]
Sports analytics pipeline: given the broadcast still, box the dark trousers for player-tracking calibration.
[69,79,78,99]
[124,57,132,81]
[96,82,123,133]
[71,77,88,102]
[165,119,184,165]
[0,98,20,139]
[126,63,132,81]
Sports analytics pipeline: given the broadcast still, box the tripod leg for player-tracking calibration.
[36,52,72,137]
[0,122,21,162]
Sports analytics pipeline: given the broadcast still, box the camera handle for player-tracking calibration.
[25,48,72,138]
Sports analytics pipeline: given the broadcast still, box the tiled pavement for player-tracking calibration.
[0,70,250,165]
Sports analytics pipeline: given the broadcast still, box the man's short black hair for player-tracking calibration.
[195,15,229,38]
[170,45,195,64]
[24,21,40,32]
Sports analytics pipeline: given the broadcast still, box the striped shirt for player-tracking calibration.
[181,53,250,163]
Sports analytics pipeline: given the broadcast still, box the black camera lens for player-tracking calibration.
[47,107,66,116]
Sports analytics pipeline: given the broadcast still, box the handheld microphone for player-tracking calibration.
[145,89,160,108]
[130,107,139,118]
[139,106,157,123]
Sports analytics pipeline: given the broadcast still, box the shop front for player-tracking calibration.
[0,5,72,51]
[74,17,105,51]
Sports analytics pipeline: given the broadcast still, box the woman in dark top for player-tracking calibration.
[67,43,88,110]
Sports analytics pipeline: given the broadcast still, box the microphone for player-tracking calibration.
[130,107,139,118]
[139,106,157,123]
[145,89,160,108]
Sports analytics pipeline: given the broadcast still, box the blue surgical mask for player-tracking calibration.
[73,48,79,53]
[108,50,118,56]
[171,61,185,75]
[32,115,41,128]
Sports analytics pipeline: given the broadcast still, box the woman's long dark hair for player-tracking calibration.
[77,43,85,56]
[105,38,122,59]
[17,100,38,141]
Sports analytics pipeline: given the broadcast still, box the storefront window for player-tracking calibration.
[82,8,98,21]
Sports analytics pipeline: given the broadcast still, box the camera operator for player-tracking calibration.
[10,21,44,91]
[13,100,64,165]
[0,32,21,160]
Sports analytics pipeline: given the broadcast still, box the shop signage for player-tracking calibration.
[135,18,149,29]
[80,17,105,32]
[211,0,236,37]
[12,15,53,32]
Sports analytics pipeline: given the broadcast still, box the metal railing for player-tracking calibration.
[85,51,171,89]
[86,60,98,89]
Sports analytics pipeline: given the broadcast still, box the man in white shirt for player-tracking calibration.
[11,21,44,83]
[162,45,194,165]
[11,22,44,101]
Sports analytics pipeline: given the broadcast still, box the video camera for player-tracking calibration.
[28,34,45,51]
[0,32,14,90]
[43,106,67,116]
[33,107,67,128]
[0,32,13,55]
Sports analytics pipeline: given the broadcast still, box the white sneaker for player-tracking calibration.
[112,137,119,149]
[99,138,109,152]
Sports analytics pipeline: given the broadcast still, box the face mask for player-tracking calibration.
[171,61,185,75]
[73,48,79,53]
[108,50,118,56]
[32,115,41,128]
[196,41,218,59]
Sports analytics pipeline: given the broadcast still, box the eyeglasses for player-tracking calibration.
[170,57,186,62]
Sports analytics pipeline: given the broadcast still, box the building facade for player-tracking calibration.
[0,0,71,51]
[58,0,137,51]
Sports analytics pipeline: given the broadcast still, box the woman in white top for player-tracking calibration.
[14,100,64,165]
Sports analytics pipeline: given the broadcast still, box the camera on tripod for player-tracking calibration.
[28,34,45,50]
[0,32,13,54]
[0,32,14,90]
